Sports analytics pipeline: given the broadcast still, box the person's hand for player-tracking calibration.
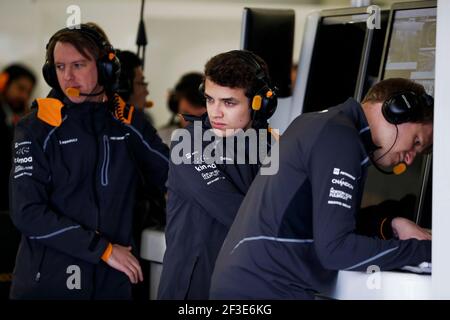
[104,244,144,284]
[391,217,432,241]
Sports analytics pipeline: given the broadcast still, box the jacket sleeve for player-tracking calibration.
[309,124,431,271]
[356,194,417,239]
[124,111,170,193]
[10,122,109,264]
[168,158,246,229]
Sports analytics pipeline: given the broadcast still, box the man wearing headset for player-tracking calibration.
[0,64,37,211]
[158,50,278,299]
[158,72,207,146]
[9,23,169,299]
[116,50,150,113]
[210,78,433,299]
[115,49,166,300]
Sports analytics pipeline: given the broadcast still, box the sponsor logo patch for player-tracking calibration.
[59,138,78,145]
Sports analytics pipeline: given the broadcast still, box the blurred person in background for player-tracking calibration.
[158,72,206,146]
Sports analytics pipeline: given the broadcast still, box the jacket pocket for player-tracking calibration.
[101,135,110,186]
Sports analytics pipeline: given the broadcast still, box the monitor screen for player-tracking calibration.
[361,3,436,227]
[299,9,388,114]
[381,7,436,95]
[303,14,366,113]
[241,8,295,98]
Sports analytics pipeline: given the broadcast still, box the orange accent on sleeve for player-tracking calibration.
[268,127,280,142]
[36,98,64,127]
[380,217,388,240]
[101,243,113,262]
[0,72,9,92]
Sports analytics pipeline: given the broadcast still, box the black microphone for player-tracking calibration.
[65,87,104,97]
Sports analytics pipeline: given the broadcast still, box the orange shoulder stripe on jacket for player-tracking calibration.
[36,98,64,127]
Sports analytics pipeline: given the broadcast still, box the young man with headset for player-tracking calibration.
[210,78,433,299]
[158,50,278,299]
[9,23,169,299]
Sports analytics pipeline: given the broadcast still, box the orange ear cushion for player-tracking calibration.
[0,72,9,93]
[252,95,262,111]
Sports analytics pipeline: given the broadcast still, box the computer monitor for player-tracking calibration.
[380,3,436,95]
[361,1,436,227]
[241,7,295,98]
[291,7,388,119]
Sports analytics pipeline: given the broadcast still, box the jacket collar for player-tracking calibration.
[343,97,379,156]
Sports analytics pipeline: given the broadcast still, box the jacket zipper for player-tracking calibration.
[101,135,110,186]
[34,247,47,282]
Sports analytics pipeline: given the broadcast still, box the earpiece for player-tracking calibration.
[42,24,121,92]
[198,82,204,96]
[382,91,434,125]
[234,50,278,123]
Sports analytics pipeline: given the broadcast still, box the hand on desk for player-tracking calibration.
[391,217,432,241]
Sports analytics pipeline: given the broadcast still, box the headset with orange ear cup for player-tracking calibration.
[42,24,121,92]
[382,91,434,125]
[380,91,433,175]
[199,50,278,127]
[0,72,9,93]
[234,50,278,124]
[199,76,277,116]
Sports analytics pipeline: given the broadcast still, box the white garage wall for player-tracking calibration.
[0,0,329,128]
[432,0,450,299]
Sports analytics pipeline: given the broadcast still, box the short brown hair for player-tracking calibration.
[362,78,433,123]
[45,22,110,65]
[204,50,270,99]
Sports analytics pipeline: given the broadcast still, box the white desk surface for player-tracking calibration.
[140,228,433,300]
[322,270,431,300]
[140,228,166,263]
